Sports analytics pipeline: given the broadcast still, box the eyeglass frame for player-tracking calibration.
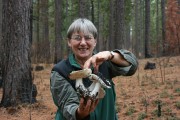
[71,34,94,41]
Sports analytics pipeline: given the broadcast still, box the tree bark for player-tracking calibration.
[36,0,40,63]
[134,0,141,57]
[108,0,115,50]
[90,0,94,23]
[0,0,2,69]
[54,0,63,63]
[141,0,145,58]
[145,0,151,57]
[1,0,33,107]
[161,0,166,55]
[156,0,161,56]
[79,0,89,18]
[41,0,50,63]
[115,0,125,49]
[96,0,100,51]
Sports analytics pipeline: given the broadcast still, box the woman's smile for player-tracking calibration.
[78,48,88,52]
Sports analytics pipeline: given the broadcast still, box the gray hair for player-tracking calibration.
[67,18,97,39]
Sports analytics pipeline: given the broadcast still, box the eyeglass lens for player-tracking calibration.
[71,35,93,41]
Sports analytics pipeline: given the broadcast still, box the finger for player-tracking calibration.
[97,57,105,62]
[94,65,99,73]
[94,99,99,106]
[90,99,99,112]
[79,98,85,111]
[83,58,92,69]
[84,99,92,112]
[91,56,97,68]
[93,56,105,68]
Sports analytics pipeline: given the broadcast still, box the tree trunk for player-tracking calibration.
[156,0,161,56]
[125,24,131,50]
[134,0,141,57]
[36,0,40,63]
[90,0,94,23]
[0,0,2,69]
[98,13,105,51]
[140,0,145,58]
[115,0,125,49]
[108,0,115,50]
[54,0,63,63]
[161,0,166,55]
[37,0,44,62]
[123,0,131,51]
[79,0,89,18]
[145,0,151,58]
[133,0,144,58]
[41,0,50,63]
[166,0,180,55]
[96,0,100,51]
[65,0,70,56]
[1,0,33,107]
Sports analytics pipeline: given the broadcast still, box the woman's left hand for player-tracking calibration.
[76,97,99,119]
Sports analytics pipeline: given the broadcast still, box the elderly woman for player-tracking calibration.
[50,18,138,120]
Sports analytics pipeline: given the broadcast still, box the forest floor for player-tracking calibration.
[0,56,180,120]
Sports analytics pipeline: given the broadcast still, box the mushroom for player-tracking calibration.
[69,68,111,100]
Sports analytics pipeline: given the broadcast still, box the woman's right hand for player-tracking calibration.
[76,97,99,120]
[83,51,112,71]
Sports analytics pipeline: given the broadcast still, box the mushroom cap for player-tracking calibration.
[69,68,92,80]
[88,74,111,88]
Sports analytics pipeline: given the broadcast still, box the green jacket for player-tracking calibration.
[50,49,138,120]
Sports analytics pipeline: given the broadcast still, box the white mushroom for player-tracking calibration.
[69,68,92,96]
[88,73,111,99]
[69,68,111,99]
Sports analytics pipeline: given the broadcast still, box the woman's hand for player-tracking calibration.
[84,51,130,71]
[83,51,111,71]
[76,97,99,120]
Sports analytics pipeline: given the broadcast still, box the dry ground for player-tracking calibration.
[0,56,180,120]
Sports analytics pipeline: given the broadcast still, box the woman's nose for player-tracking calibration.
[80,37,86,44]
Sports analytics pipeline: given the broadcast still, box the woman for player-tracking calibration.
[50,18,138,120]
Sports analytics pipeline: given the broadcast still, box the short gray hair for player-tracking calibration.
[67,18,97,39]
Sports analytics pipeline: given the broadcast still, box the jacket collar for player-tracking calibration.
[68,53,95,70]
[68,54,82,69]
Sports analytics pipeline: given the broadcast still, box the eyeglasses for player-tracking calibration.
[71,35,94,41]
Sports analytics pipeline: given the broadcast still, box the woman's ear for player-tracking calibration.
[94,43,96,47]
[94,39,97,47]
[68,40,71,47]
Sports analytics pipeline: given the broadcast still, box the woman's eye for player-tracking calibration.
[84,35,93,40]
[72,35,81,40]
[71,35,93,41]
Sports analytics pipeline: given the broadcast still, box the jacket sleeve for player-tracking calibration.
[109,49,138,78]
[50,71,79,120]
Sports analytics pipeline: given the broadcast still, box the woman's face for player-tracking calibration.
[68,32,97,60]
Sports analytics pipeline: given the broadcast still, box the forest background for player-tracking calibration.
[0,0,180,119]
